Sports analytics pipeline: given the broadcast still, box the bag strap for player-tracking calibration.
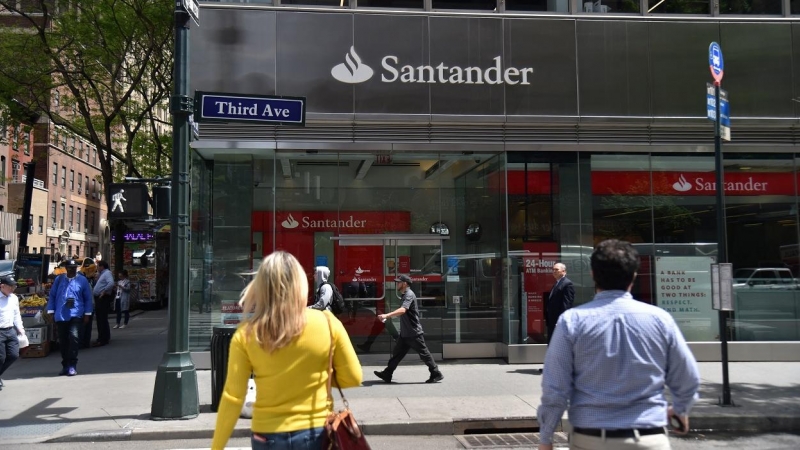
[324,312,349,411]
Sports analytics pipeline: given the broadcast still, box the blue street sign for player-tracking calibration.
[709,42,724,84]
[195,91,306,125]
[706,83,730,127]
[315,255,328,267]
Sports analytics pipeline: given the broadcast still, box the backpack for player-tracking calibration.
[319,282,346,315]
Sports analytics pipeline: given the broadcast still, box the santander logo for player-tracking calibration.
[281,214,300,229]
[355,266,369,275]
[331,46,374,84]
[672,175,693,192]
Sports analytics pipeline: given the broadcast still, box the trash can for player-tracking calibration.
[210,325,238,412]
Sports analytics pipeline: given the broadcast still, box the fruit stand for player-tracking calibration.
[15,253,54,358]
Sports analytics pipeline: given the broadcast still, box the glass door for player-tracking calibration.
[333,234,447,361]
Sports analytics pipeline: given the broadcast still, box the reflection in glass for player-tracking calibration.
[719,0,782,14]
[647,0,710,14]
[579,0,640,13]
[281,0,348,5]
[432,0,496,9]
[506,0,569,11]
[358,0,424,7]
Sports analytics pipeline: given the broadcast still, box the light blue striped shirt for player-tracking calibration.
[538,290,700,444]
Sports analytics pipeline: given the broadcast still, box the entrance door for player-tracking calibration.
[333,234,448,362]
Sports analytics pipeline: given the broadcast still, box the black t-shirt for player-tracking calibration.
[399,288,424,337]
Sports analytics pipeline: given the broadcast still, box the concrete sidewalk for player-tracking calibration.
[1,309,799,444]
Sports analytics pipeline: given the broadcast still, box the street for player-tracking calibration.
[7,433,800,449]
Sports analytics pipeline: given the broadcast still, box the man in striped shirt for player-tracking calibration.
[538,239,700,450]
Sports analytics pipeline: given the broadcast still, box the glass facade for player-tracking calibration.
[188,149,800,352]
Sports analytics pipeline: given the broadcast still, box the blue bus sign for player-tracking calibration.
[195,92,306,126]
[709,42,724,84]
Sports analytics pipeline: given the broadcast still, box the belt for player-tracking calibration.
[573,427,665,438]
[0,326,13,331]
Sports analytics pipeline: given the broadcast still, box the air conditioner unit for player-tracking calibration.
[84,228,88,234]
[51,222,57,229]
[69,226,73,232]
[77,188,81,194]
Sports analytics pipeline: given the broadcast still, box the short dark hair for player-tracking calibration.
[98,260,110,270]
[590,239,640,291]
[120,269,128,277]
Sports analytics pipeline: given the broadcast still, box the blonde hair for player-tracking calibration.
[238,251,308,352]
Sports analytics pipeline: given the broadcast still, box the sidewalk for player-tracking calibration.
[1,309,799,444]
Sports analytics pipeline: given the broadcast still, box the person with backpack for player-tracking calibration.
[309,266,345,315]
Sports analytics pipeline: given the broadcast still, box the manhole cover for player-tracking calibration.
[456,432,568,449]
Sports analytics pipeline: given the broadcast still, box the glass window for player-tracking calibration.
[720,0,781,14]
[0,156,4,186]
[38,216,43,234]
[90,211,95,234]
[61,166,66,187]
[70,170,75,190]
[647,0,710,13]
[85,176,89,196]
[60,203,65,229]
[77,207,81,231]
[11,160,19,182]
[506,0,569,11]
[51,201,56,225]
[52,162,58,185]
[358,0,424,7]
[78,172,82,192]
[84,209,89,232]
[579,0,639,12]
[433,0,496,10]
[69,206,74,227]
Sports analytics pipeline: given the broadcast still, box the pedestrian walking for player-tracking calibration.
[545,262,574,345]
[538,239,700,450]
[46,259,93,376]
[0,275,24,390]
[92,260,115,347]
[374,274,443,384]
[308,266,333,311]
[113,270,131,329]
[211,251,362,450]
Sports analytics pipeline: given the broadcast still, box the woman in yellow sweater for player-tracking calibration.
[211,251,363,450]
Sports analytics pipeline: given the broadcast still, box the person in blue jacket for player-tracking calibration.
[46,259,93,376]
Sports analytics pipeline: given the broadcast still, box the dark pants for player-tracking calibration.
[81,313,94,348]
[546,320,556,346]
[95,295,113,344]
[0,327,20,378]
[115,298,129,325]
[57,318,82,369]
[385,334,438,375]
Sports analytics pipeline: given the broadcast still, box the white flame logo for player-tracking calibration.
[355,266,368,275]
[331,46,374,84]
[281,214,299,229]
[672,175,692,192]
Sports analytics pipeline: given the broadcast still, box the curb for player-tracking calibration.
[44,414,800,443]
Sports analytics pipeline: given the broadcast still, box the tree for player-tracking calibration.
[0,0,173,269]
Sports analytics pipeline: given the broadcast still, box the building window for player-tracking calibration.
[90,211,95,234]
[85,176,90,197]
[70,170,75,190]
[33,247,37,254]
[51,201,57,226]
[68,245,72,257]
[38,216,44,234]
[52,162,58,185]
[77,172,82,193]
[91,179,96,198]
[11,160,19,183]
[77,207,81,231]
[84,209,88,233]
[69,206,74,228]
[0,156,4,186]
[61,166,66,187]
[79,141,84,158]
[92,149,96,165]
[60,203,65,229]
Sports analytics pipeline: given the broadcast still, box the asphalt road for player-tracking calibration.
[9,433,800,449]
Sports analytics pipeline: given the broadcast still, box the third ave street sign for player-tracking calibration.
[194,92,306,126]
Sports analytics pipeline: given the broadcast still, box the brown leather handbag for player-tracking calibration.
[321,314,371,450]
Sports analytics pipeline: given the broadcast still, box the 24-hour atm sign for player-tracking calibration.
[195,91,306,126]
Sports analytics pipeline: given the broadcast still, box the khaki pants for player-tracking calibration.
[570,430,671,450]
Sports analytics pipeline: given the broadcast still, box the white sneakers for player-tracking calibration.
[112,324,119,329]
[120,325,127,329]
[113,324,128,329]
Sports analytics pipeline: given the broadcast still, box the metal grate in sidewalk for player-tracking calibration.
[456,432,568,448]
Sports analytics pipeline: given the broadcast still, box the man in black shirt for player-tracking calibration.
[374,275,443,384]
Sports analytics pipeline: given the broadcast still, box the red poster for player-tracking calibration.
[398,256,410,274]
[522,242,559,343]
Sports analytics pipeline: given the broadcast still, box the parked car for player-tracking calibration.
[0,259,15,279]
[132,248,155,267]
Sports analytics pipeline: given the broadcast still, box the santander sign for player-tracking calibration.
[281,213,367,230]
[672,174,768,194]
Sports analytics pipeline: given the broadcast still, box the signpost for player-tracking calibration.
[706,83,730,142]
[180,0,199,26]
[708,41,733,407]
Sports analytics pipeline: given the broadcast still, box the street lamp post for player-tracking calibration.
[151,5,198,419]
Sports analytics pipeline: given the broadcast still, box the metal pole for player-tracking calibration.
[714,83,732,406]
[18,162,36,255]
[151,6,198,420]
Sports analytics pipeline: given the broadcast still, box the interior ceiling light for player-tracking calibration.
[425,160,457,180]
[280,158,292,179]
[355,158,374,180]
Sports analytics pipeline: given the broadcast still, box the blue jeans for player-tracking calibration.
[57,318,82,369]
[251,427,325,450]
[0,327,19,377]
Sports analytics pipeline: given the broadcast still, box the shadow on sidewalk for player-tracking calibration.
[6,309,168,380]
[697,382,800,409]
[4,397,147,425]
[507,368,542,376]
